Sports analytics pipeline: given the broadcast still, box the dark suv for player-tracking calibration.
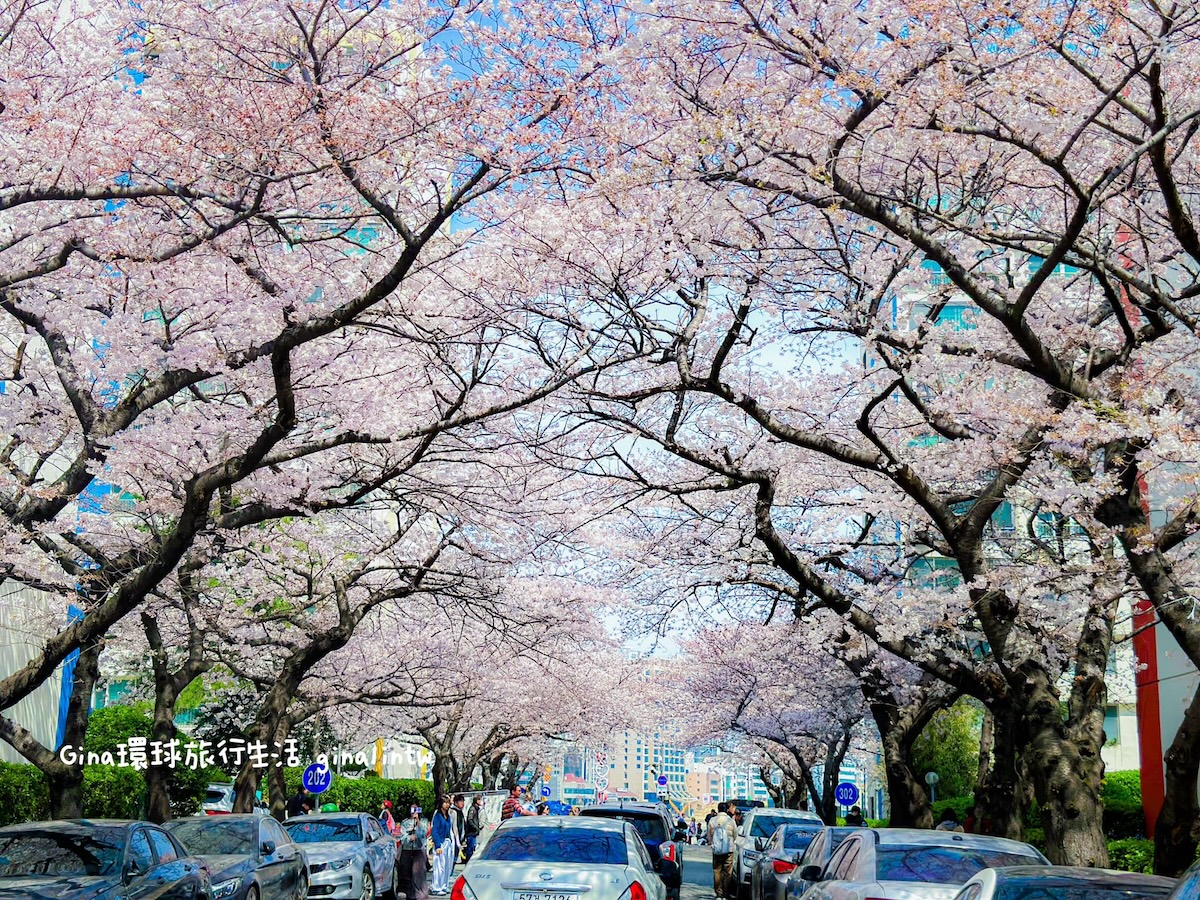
[579,801,682,895]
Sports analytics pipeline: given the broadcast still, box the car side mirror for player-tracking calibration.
[799,865,822,882]
[261,840,276,856]
[123,860,144,884]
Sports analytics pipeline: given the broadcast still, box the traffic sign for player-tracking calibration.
[302,762,332,795]
[657,775,668,787]
[834,782,859,806]
[541,785,551,798]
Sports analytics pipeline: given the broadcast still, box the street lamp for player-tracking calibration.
[925,771,939,805]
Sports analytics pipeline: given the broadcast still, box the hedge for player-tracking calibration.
[1109,838,1155,874]
[281,767,435,815]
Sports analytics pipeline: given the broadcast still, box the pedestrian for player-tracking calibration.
[287,787,309,818]
[380,799,398,835]
[935,808,964,832]
[501,786,525,820]
[463,795,483,862]
[844,805,865,827]
[450,794,467,866]
[707,802,738,900]
[398,805,430,900]
[430,795,456,894]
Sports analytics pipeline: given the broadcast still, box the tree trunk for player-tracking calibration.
[880,728,933,828]
[1154,683,1200,876]
[973,703,1023,839]
[48,766,86,818]
[1016,666,1108,866]
[269,750,290,821]
[144,678,179,824]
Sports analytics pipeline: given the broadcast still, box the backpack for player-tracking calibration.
[711,817,732,854]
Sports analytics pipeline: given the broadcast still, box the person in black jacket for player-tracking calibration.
[286,787,311,818]
[463,795,483,862]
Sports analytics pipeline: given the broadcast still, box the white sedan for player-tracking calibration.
[797,829,1049,900]
[452,816,667,900]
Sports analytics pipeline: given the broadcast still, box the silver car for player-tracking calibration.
[736,810,824,898]
[284,813,398,900]
[454,815,667,900]
[750,824,825,900]
[796,829,1049,900]
[952,865,1176,899]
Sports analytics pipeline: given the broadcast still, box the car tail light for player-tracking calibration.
[452,876,469,900]
[771,860,796,876]
[628,881,647,900]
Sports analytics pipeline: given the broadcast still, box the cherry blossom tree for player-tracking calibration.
[0,0,645,804]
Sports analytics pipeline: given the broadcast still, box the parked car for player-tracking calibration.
[165,813,308,900]
[787,827,864,900]
[284,812,397,900]
[1170,858,1200,899]
[578,800,682,895]
[951,865,1176,899]
[750,824,825,900]
[453,815,666,900]
[204,784,238,815]
[0,818,211,899]
[795,829,1049,900]
[735,809,824,898]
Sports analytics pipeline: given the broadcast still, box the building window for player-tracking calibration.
[1104,707,1121,745]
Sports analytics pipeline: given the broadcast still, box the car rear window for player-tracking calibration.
[783,828,821,851]
[751,816,804,838]
[0,829,125,877]
[877,846,1043,884]
[480,828,629,865]
[998,887,1173,900]
[579,811,666,842]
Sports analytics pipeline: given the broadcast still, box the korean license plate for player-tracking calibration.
[513,893,577,900]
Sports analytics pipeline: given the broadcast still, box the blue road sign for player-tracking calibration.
[302,762,332,795]
[657,775,668,787]
[541,785,551,798]
[834,782,859,806]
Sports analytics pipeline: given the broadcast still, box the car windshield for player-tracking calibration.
[167,819,256,855]
[0,829,125,878]
[581,812,666,842]
[782,828,821,851]
[877,846,1043,884]
[285,820,362,843]
[480,828,628,865]
[996,885,1174,900]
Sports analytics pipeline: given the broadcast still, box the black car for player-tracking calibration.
[0,819,211,900]
[165,815,307,900]
[579,801,682,895]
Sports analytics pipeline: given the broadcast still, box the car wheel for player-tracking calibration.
[248,886,260,900]
[361,868,376,900]
[298,872,310,900]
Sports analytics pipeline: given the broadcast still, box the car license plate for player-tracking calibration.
[513,892,577,900]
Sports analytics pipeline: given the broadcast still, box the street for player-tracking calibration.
[679,843,715,900]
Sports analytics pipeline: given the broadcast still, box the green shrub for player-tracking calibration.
[1101,771,1145,839]
[1108,838,1154,874]
[84,706,154,756]
[933,795,975,823]
[83,766,146,819]
[0,762,49,825]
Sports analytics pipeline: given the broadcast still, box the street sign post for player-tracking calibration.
[657,774,668,787]
[302,762,332,795]
[834,782,859,806]
[541,785,551,798]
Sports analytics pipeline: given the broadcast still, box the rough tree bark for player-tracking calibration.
[1155,685,1200,877]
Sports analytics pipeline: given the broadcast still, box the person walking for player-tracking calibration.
[463,795,483,862]
[380,799,398,835]
[450,795,467,867]
[844,805,865,826]
[501,786,525,820]
[708,802,738,900]
[430,796,456,894]
[398,805,430,900]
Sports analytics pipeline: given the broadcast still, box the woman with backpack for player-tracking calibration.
[708,802,738,900]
